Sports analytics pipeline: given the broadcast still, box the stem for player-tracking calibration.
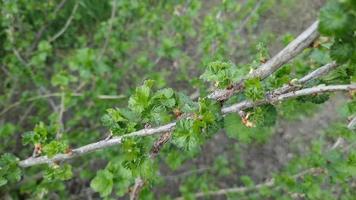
[18,84,355,168]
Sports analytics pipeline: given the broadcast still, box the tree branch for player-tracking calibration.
[174,167,326,200]
[221,84,355,114]
[209,21,319,100]
[17,21,342,168]
[0,93,126,117]
[130,132,172,200]
[347,115,356,130]
[18,84,355,168]
[272,61,338,95]
[49,2,79,42]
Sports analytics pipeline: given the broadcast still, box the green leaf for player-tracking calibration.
[90,170,114,197]
[200,61,241,89]
[51,72,70,87]
[0,123,16,138]
[297,93,330,104]
[128,80,154,114]
[172,119,199,150]
[121,138,147,170]
[43,140,68,158]
[44,164,73,181]
[23,122,50,145]
[102,108,138,136]
[0,153,21,186]
[249,104,278,127]
[330,41,353,64]
[0,177,7,187]
[244,78,265,101]
[319,2,349,36]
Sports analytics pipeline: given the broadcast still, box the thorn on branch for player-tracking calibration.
[104,131,113,141]
[150,132,172,158]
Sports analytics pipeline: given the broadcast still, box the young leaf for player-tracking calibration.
[43,141,68,158]
[0,153,21,186]
[244,78,265,101]
[90,169,114,197]
[44,164,73,181]
[200,61,241,89]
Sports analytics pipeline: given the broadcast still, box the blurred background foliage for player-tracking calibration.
[0,0,355,199]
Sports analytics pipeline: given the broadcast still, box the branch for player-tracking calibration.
[234,0,263,35]
[0,93,126,116]
[27,0,68,53]
[19,123,176,167]
[49,2,79,42]
[56,92,66,139]
[272,61,339,95]
[348,115,356,130]
[174,167,325,200]
[18,84,355,168]
[209,21,319,100]
[174,124,349,200]
[130,132,172,200]
[16,21,334,168]
[221,84,356,114]
[98,0,117,59]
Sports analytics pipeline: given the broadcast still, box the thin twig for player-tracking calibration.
[130,132,172,200]
[234,0,263,35]
[272,61,339,95]
[347,115,356,130]
[98,0,117,59]
[0,93,126,116]
[49,2,79,42]
[208,21,319,100]
[174,168,325,200]
[27,0,68,53]
[56,92,66,139]
[221,84,356,114]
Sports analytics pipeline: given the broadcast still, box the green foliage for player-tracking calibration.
[0,0,355,199]
[121,138,148,170]
[101,108,138,136]
[319,0,356,64]
[90,158,135,198]
[249,104,278,127]
[244,78,265,101]
[0,153,21,187]
[173,98,222,150]
[44,164,73,181]
[0,123,16,138]
[90,169,114,197]
[22,122,50,145]
[200,61,242,89]
[43,140,68,158]
[223,105,276,144]
[297,93,330,104]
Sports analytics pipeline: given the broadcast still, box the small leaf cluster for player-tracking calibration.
[102,80,197,136]
[297,93,330,104]
[244,77,266,101]
[0,153,21,187]
[44,164,73,181]
[224,104,277,143]
[200,61,242,89]
[319,0,356,64]
[22,122,68,158]
[90,158,139,198]
[172,98,222,150]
